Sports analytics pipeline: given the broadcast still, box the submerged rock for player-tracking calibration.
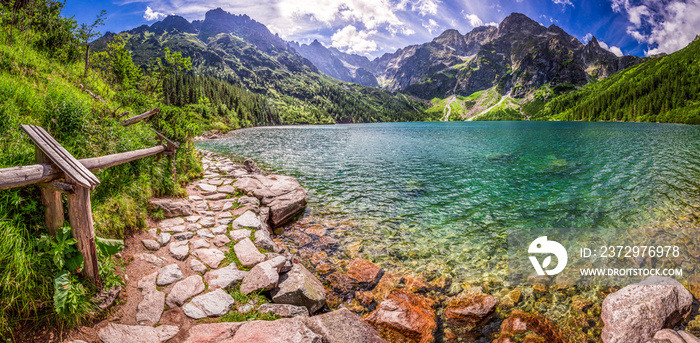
[444,291,499,329]
[363,289,436,343]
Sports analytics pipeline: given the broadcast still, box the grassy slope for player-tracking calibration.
[533,39,700,123]
[0,29,201,336]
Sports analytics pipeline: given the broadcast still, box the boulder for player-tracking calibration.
[233,175,307,228]
[192,248,226,269]
[234,238,266,268]
[602,277,693,343]
[141,239,160,251]
[231,210,262,229]
[150,198,194,217]
[204,264,248,290]
[304,308,387,343]
[232,318,322,343]
[166,275,205,308]
[156,264,183,286]
[257,303,309,318]
[240,257,286,294]
[183,322,244,343]
[169,240,189,260]
[182,289,235,319]
[243,159,262,174]
[363,289,437,343]
[98,324,178,343]
[347,259,383,288]
[444,291,499,329]
[272,263,326,314]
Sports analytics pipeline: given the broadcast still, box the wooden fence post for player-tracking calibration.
[67,182,100,285]
[35,150,64,236]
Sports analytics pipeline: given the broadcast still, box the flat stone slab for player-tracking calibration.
[204,264,248,290]
[229,229,252,242]
[185,215,201,223]
[222,202,234,211]
[231,211,262,230]
[197,229,215,239]
[136,289,164,323]
[157,233,171,246]
[136,253,164,266]
[157,264,183,286]
[193,248,226,269]
[162,225,186,233]
[166,275,205,308]
[234,238,265,268]
[205,193,227,201]
[141,239,160,251]
[169,240,190,260]
[159,217,185,227]
[190,259,208,274]
[98,324,178,343]
[173,232,194,241]
[150,198,194,218]
[211,225,228,235]
[198,183,217,194]
[230,318,322,343]
[182,289,235,319]
[182,322,245,343]
[191,239,210,249]
[212,234,231,247]
[218,185,236,194]
[199,217,216,228]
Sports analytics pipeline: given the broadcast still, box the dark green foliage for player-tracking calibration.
[535,39,700,124]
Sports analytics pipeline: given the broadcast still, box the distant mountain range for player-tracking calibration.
[96,8,700,124]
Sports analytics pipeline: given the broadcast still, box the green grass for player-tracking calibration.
[218,286,280,322]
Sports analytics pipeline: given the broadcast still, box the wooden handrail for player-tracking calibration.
[0,145,166,191]
[121,108,160,126]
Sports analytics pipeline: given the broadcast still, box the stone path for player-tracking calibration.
[88,151,387,343]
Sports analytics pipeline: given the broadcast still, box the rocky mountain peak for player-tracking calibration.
[586,35,601,48]
[498,12,544,36]
[151,15,197,34]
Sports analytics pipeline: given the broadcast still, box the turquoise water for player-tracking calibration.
[197,121,700,281]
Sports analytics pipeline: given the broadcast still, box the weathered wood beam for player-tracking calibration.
[67,183,99,286]
[38,181,75,194]
[121,108,160,126]
[0,145,166,190]
[36,150,64,236]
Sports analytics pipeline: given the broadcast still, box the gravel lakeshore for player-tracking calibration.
[59,149,700,343]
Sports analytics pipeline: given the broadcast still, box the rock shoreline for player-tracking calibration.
[67,149,700,343]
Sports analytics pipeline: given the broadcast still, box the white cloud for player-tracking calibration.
[464,13,483,27]
[485,22,498,27]
[553,0,574,7]
[422,18,440,34]
[330,25,377,53]
[598,40,624,56]
[144,6,166,21]
[582,32,593,43]
[277,0,403,30]
[396,0,440,16]
[611,0,700,56]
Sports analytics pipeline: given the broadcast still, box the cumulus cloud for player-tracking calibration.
[611,0,700,56]
[396,0,441,16]
[598,40,624,56]
[582,32,593,43]
[330,25,377,53]
[278,0,403,30]
[144,6,166,21]
[464,13,483,27]
[422,19,440,34]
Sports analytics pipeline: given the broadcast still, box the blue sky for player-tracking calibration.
[64,0,700,58]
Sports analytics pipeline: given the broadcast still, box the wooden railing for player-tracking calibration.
[0,120,177,285]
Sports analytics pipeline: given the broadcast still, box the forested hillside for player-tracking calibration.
[533,38,700,123]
